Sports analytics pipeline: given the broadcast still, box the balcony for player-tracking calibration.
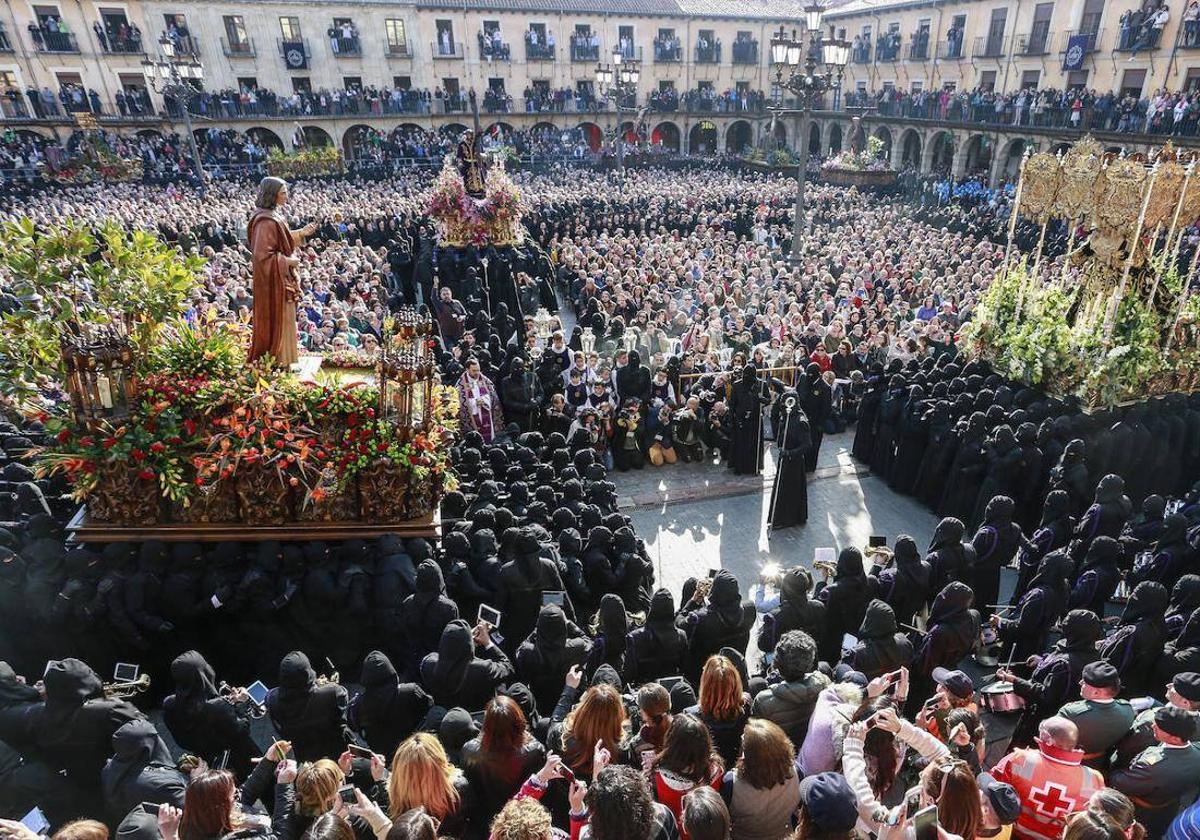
[1116,20,1163,52]
[221,36,256,57]
[386,40,411,58]
[479,36,511,61]
[851,43,871,63]
[0,31,13,52]
[329,34,362,57]
[569,38,600,62]
[653,39,682,62]
[31,28,79,53]
[615,45,644,61]
[1015,28,1051,55]
[937,38,965,59]
[163,33,200,57]
[432,39,464,58]
[97,27,144,54]
[732,39,757,64]
[525,39,555,61]
[908,35,930,59]
[1058,29,1101,55]
[875,36,901,61]
[972,35,1008,57]
[694,42,719,63]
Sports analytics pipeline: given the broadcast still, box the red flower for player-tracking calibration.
[103,437,117,449]
[80,436,94,447]
[56,428,71,443]
[149,442,165,454]
[194,477,206,487]
[347,414,360,427]
[316,450,327,460]
[183,418,198,436]
[131,448,145,461]
[168,436,182,445]
[366,408,375,418]
[274,439,285,449]
[137,469,155,481]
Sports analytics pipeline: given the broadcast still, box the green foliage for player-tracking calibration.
[0,219,203,407]
[149,317,248,382]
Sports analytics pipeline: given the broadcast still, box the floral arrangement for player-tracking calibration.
[961,259,1200,406]
[320,347,378,369]
[425,157,527,247]
[822,136,892,172]
[266,146,344,178]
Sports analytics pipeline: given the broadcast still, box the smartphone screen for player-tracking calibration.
[347,744,374,759]
[559,764,576,784]
[913,805,938,840]
[869,535,887,548]
[245,680,269,706]
[479,604,502,628]
[542,591,566,607]
[216,750,230,770]
[21,807,50,835]
[659,676,684,692]
[339,785,357,804]
[113,662,139,682]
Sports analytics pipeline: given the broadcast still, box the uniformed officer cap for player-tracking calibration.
[1173,672,1200,703]
[1082,661,1121,690]
[1156,705,1196,740]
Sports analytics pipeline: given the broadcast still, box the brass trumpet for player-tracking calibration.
[219,682,266,719]
[104,673,151,698]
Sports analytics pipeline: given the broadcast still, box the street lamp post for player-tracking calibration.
[142,36,207,197]
[595,47,640,175]
[769,8,849,263]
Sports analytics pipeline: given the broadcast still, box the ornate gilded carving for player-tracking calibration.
[358,460,409,524]
[236,464,292,526]
[1092,156,1147,236]
[1144,160,1187,231]
[1053,137,1104,221]
[298,474,360,522]
[174,477,238,524]
[88,464,160,526]
[1017,152,1062,222]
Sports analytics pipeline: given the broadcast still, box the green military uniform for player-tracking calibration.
[1110,742,1200,837]
[1058,698,1135,766]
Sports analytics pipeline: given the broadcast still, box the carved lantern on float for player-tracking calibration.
[580,327,596,355]
[378,306,436,434]
[60,315,138,426]
[533,307,554,343]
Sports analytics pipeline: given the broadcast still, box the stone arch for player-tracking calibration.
[898,128,922,168]
[192,128,209,146]
[772,119,788,148]
[14,128,52,143]
[1050,141,1071,155]
[441,123,469,138]
[245,127,284,150]
[652,121,680,152]
[302,126,334,148]
[923,130,955,173]
[689,120,718,154]
[962,133,992,176]
[808,122,821,156]
[397,122,424,136]
[135,128,162,140]
[531,121,557,135]
[992,137,1027,185]
[871,125,893,160]
[726,119,753,154]
[576,121,601,151]
[342,124,378,159]
[828,122,843,154]
[485,121,515,142]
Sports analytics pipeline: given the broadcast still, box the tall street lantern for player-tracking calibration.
[595,45,640,175]
[142,34,207,196]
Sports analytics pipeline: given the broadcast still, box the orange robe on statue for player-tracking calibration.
[248,208,299,366]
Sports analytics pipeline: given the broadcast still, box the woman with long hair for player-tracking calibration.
[1061,812,1125,840]
[719,719,800,840]
[275,759,377,840]
[387,734,472,838]
[177,742,288,840]
[461,695,546,818]
[691,656,750,768]
[555,683,628,781]
[649,714,724,835]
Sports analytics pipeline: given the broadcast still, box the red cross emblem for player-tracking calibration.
[1028,781,1076,819]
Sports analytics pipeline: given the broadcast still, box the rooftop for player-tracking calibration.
[415,0,856,21]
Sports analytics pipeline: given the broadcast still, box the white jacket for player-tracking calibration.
[843,720,951,840]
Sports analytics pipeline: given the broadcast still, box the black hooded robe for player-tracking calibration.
[767,399,810,530]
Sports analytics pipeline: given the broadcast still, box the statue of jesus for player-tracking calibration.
[248,176,317,367]
[457,129,485,197]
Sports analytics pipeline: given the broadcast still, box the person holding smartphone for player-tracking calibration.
[162,651,264,781]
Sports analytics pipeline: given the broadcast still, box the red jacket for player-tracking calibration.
[992,742,1105,840]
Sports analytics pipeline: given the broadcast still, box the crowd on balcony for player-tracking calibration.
[479,25,510,60]
[1118,1,1170,54]
[945,21,965,57]
[91,18,141,53]
[875,30,902,61]
[570,32,600,61]
[731,32,757,63]
[653,34,682,61]
[525,27,555,60]
[162,18,194,54]
[26,16,74,52]
[848,84,1200,136]
[178,85,442,119]
[483,87,514,114]
[694,34,721,63]
[523,86,582,113]
[327,21,360,55]
[647,87,768,114]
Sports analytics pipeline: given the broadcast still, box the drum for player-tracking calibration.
[980,681,1026,714]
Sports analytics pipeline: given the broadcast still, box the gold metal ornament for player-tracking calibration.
[1016,152,1062,223]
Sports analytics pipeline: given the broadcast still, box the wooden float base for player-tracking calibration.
[66,506,439,543]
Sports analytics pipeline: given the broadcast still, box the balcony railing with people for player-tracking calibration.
[851,41,871,63]
[939,33,965,58]
[731,38,757,64]
[479,30,510,61]
[163,33,200,57]
[569,34,600,62]
[525,32,555,60]
[875,33,901,61]
[328,31,362,57]
[28,24,79,54]
[1117,11,1167,52]
[432,39,464,58]
[694,40,720,63]
[653,37,682,62]
[221,37,255,57]
[1015,28,1052,55]
[95,24,143,54]
[972,35,1008,58]
[908,34,930,60]
[841,86,1200,138]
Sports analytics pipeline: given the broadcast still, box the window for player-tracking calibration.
[1080,0,1104,37]
[1021,69,1041,87]
[576,80,594,98]
[435,19,455,55]
[291,77,311,94]
[658,27,675,39]
[0,71,23,115]
[343,76,362,90]
[386,20,407,53]
[488,77,505,92]
[697,80,714,93]
[483,19,499,34]
[979,69,997,90]
[862,25,872,38]
[1067,69,1089,87]
[236,76,258,90]
[223,15,248,47]
[658,80,675,92]
[942,81,957,91]
[279,16,301,42]
[618,23,634,57]
[575,24,591,35]
[529,22,546,39]
[837,28,846,39]
[882,80,895,91]
[443,77,460,95]
[1186,68,1200,90]
[697,28,716,62]
[986,8,1007,53]
[393,75,411,89]
[1120,68,1146,97]
[856,80,867,92]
